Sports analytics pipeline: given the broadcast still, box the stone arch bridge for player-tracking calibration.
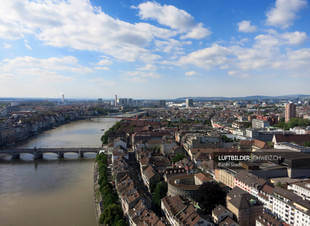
[0,147,100,160]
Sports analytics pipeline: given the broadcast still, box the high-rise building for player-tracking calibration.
[61,94,65,104]
[285,103,296,123]
[114,94,118,106]
[252,119,270,129]
[159,100,166,107]
[118,98,134,106]
[118,98,127,106]
[186,98,193,108]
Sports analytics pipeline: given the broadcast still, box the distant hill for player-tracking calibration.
[174,94,310,102]
[1,94,310,102]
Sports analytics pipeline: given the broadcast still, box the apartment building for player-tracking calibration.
[288,180,310,201]
[272,187,310,226]
[234,171,267,197]
[215,168,239,188]
[226,187,263,226]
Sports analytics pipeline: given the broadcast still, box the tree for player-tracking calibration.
[152,181,167,215]
[101,121,122,144]
[304,141,310,147]
[152,181,167,205]
[102,204,124,225]
[267,141,274,148]
[275,118,310,130]
[115,219,127,226]
[195,182,226,214]
[221,135,233,143]
[276,182,286,188]
[99,213,105,224]
[243,122,251,128]
[172,153,185,163]
[96,153,127,225]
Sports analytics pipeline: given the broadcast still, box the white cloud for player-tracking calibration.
[137,64,157,71]
[233,30,306,71]
[136,1,194,31]
[154,39,191,60]
[180,23,211,39]
[227,71,250,78]
[179,44,232,69]
[289,48,310,61]
[237,20,257,33]
[2,43,11,49]
[0,56,92,80]
[24,40,32,50]
[126,60,162,82]
[266,0,307,28]
[90,77,115,87]
[281,31,307,45]
[0,0,176,62]
[179,28,310,78]
[254,31,307,48]
[97,57,112,66]
[284,48,310,69]
[185,71,197,76]
[136,1,210,39]
[254,34,280,47]
[127,71,161,82]
[95,66,109,71]
[269,48,310,77]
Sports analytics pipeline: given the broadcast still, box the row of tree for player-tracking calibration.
[151,181,167,215]
[96,153,127,226]
[275,118,310,130]
[101,121,123,145]
[171,153,185,163]
[88,107,119,115]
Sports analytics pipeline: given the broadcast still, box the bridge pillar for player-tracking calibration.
[58,152,64,159]
[79,151,84,158]
[33,152,43,160]
[11,153,20,160]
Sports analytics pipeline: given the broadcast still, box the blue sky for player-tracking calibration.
[0,0,310,99]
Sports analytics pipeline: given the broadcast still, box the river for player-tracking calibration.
[0,117,119,226]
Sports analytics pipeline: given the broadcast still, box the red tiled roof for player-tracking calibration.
[253,139,267,149]
[143,165,157,180]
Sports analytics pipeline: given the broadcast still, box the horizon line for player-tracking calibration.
[1,94,310,101]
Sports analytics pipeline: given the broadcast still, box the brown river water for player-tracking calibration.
[0,117,119,226]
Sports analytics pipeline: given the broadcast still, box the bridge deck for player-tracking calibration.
[0,147,100,154]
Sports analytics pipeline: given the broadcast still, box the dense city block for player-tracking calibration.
[93,96,310,225]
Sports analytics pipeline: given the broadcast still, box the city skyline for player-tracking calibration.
[1,0,310,99]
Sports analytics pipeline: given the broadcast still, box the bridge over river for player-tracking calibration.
[0,147,100,160]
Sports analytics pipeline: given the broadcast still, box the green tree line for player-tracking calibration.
[275,118,310,130]
[96,153,127,226]
[151,181,167,215]
[101,121,123,145]
[171,153,185,163]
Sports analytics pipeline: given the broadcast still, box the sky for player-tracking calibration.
[0,0,310,99]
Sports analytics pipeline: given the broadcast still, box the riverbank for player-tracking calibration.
[94,161,101,226]
[93,153,127,225]
[93,145,109,225]
[0,115,112,150]
[0,117,119,226]
[0,110,143,149]
[0,115,103,149]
